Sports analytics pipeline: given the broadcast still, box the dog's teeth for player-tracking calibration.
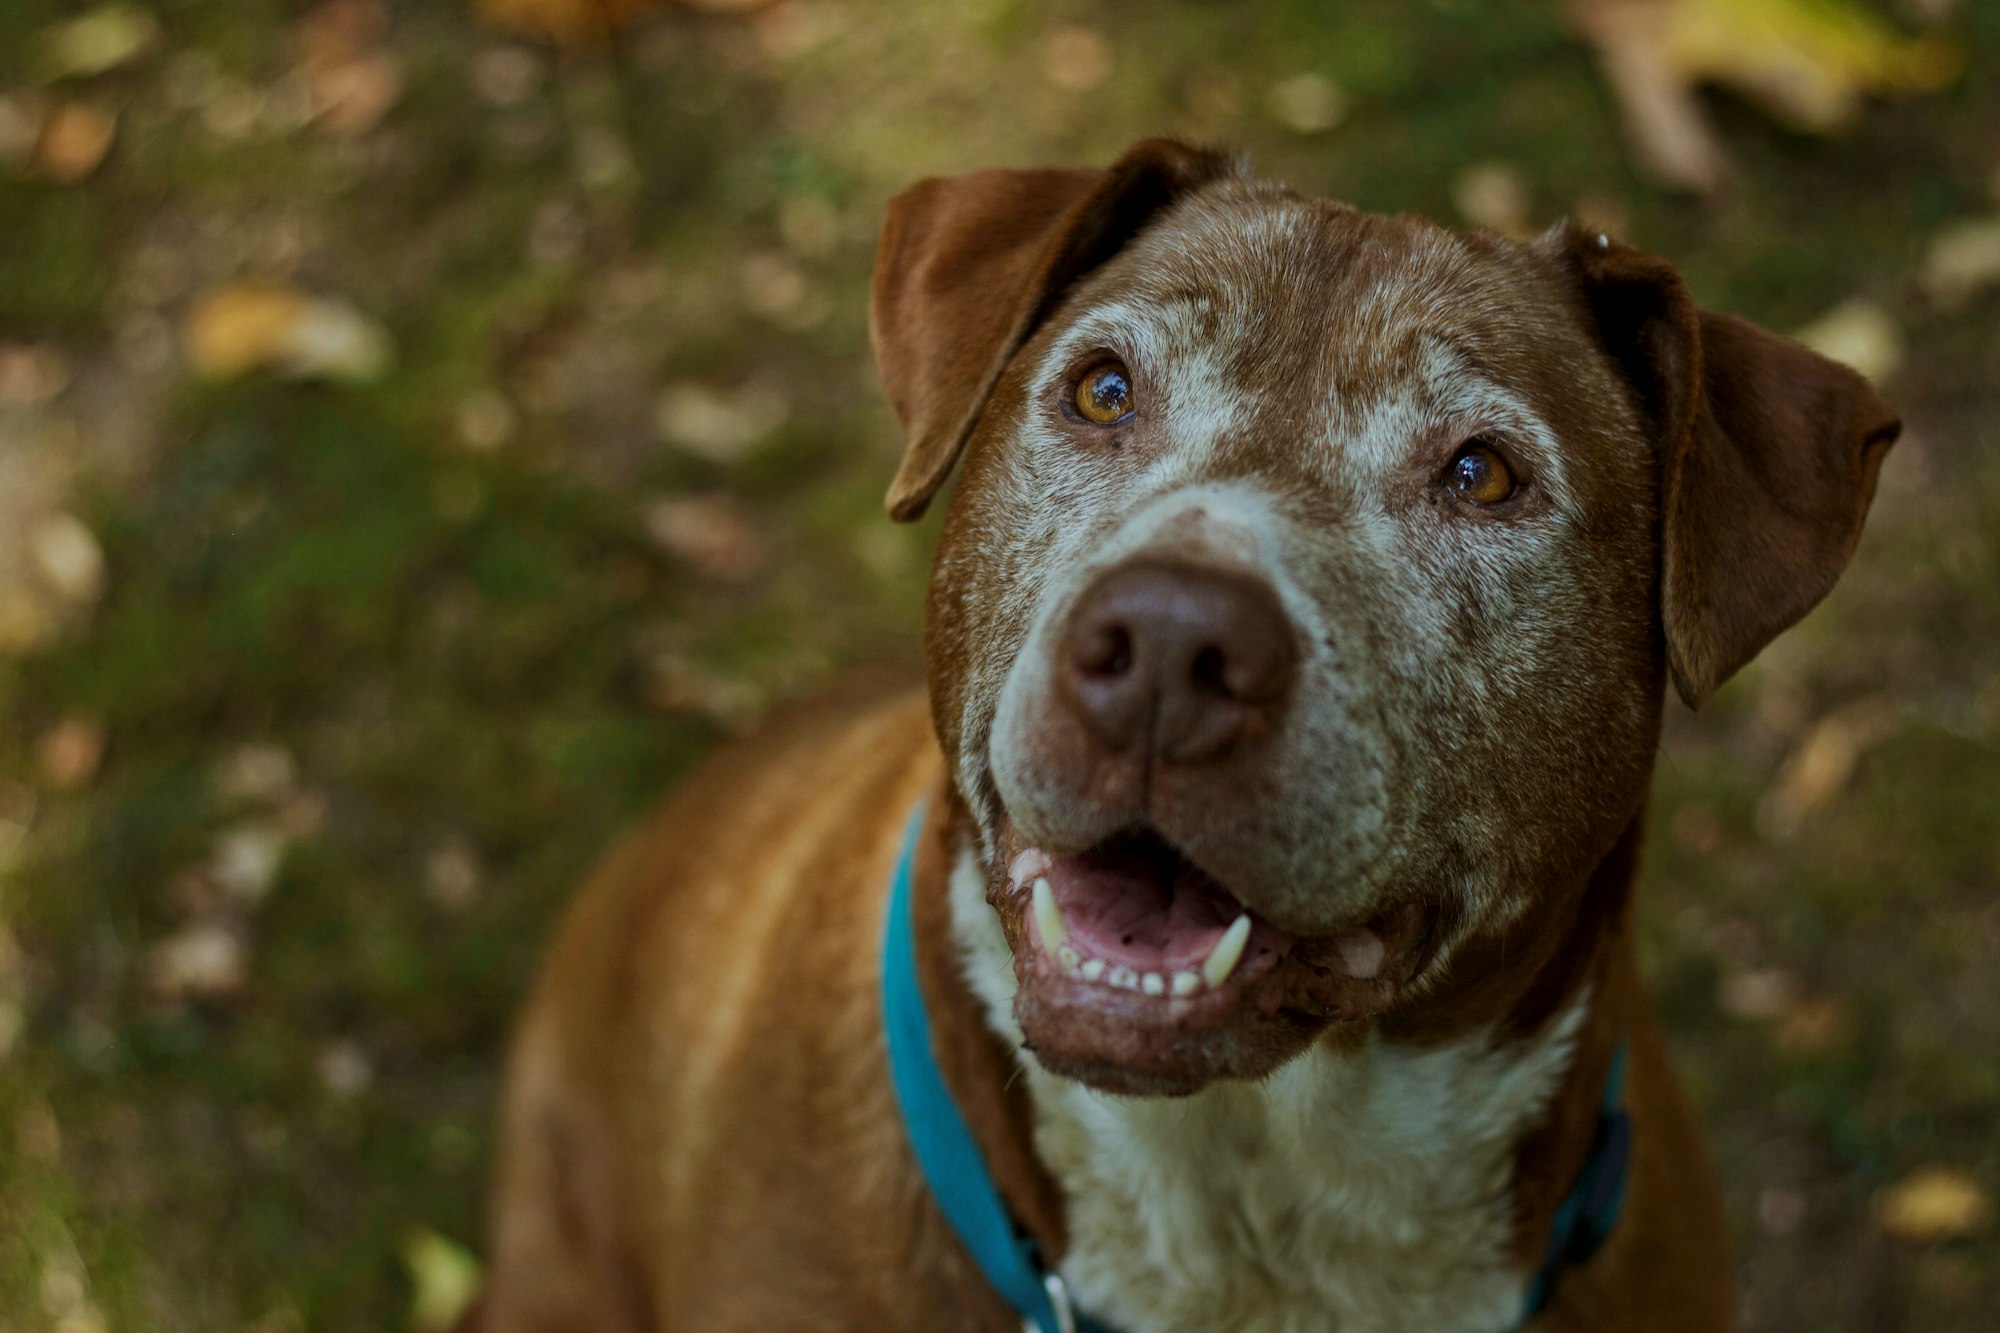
[1108,966,1139,990]
[1057,945,1081,973]
[1008,847,1052,891]
[1080,958,1107,982]
[1202,914,1252,989]
[1031,877,1067,953]
[1335,928,1385,980]
[1141,972,1165,996]
[1171,970,1201,997]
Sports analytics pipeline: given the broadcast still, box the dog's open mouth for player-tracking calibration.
[991,819,1433,1094]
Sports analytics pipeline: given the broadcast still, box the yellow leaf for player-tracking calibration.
[1877,1167,1992,1242]
[1573,0,1962,195]
[183,282,392,382]
[402,1229,481,1332]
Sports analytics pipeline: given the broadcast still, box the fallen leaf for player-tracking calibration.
[402,1229,482,1332]
[1877,1167,1992,1242]
[1719,966,1797,1021]
[1452,161,1536,239]
[655,381,787,463]
[1758,696,1900,839]
[215,744,298,805]
[454,390,518,452]
[473,0,664,45]
[1267,72,1347,135]
[1773,995,1849,1055]
[144,922,247,1002]
[1043,26,1113,92]
[1572,0,1961,196]
[211,823,286,904]
[1794,298,1904,382]
[470,46,544,107]
[36,5,161,82]
[0,344,72,405]
[290,0,404,134]
[425,838,483,912]
[32,101,117,184]
[1919,216,2000,308]
[29,513,107,607]
[184,282,392,382]
[644,495,768,581]
[0,94,43,171]
[316,1040,373,1096]
[37,717,106,793]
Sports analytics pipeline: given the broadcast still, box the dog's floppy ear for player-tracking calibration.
[1550,225,1901,708]
[870,139,1239,522]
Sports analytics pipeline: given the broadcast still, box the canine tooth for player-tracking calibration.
[1108,966,1138,990]
[1335,928,1385,980]
[1080,959,1107,982]
[1031,877,1067,953]
[1141,972,1165,996]
[1057,945,1081,973]
[1008,847,1052,891]
[1202,914,1252,989]
[1171,970,1201,997]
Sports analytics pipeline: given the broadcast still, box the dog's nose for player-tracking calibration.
[1062,560,1296,764]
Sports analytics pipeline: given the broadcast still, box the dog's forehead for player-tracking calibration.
[1069,185,1585,411]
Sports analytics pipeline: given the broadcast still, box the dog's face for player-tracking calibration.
[872,143,1897,1096]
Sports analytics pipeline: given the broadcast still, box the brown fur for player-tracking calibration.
[468,141,1896,1331]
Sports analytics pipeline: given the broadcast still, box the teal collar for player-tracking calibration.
[881,805,1629,1332]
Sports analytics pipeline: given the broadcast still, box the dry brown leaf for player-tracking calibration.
[37,717,106,793]
[1877,1167,1993,1242]
[0,344,72,405]
[1043,26,1113,92]
[32,101,117,184]
[473,0,666,45]
[644,495,768,582]
[291,0,404,134]
[1757,695,1900,839]
[1573,0,1961,197]
[184,282,392,382]
[1719,966,1798,1021]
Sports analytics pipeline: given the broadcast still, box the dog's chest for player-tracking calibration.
[947,853,1583,1333]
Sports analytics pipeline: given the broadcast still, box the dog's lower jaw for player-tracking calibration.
[945,830,1594,1333]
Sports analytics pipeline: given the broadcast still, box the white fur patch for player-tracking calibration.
[946,844,1586,1333]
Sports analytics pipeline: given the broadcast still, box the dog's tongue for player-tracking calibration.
[1021,839,1290,974]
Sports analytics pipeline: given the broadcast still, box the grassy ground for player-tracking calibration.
[0,1,1995,1329]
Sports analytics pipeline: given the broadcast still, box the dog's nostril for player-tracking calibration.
[1189,644,1228,696]
[1077,623,1135,677]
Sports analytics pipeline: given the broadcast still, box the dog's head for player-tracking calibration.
[872,141,1898,1096]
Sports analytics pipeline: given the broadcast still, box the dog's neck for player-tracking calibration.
[912,789,1641,1333]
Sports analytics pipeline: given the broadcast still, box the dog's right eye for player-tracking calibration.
[1073,361,1136,425]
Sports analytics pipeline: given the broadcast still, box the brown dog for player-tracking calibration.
[465,140,1898,1332]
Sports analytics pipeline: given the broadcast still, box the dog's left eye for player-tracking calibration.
[1073,361,1136,425]
[1445,441,1517,505]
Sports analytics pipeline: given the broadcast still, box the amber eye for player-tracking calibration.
[1073,361,1135,424]
[1446,441,1517,505]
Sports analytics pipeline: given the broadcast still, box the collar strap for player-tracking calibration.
[882,803,1628,1332]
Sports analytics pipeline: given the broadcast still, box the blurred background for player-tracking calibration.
[0,0,1995,1329]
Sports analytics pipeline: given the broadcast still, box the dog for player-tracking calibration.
[464,139,1898,1332]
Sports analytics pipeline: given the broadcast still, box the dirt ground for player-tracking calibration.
[0,2,1995,1330]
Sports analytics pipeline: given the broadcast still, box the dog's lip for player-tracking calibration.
[989,816,1430,1026]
